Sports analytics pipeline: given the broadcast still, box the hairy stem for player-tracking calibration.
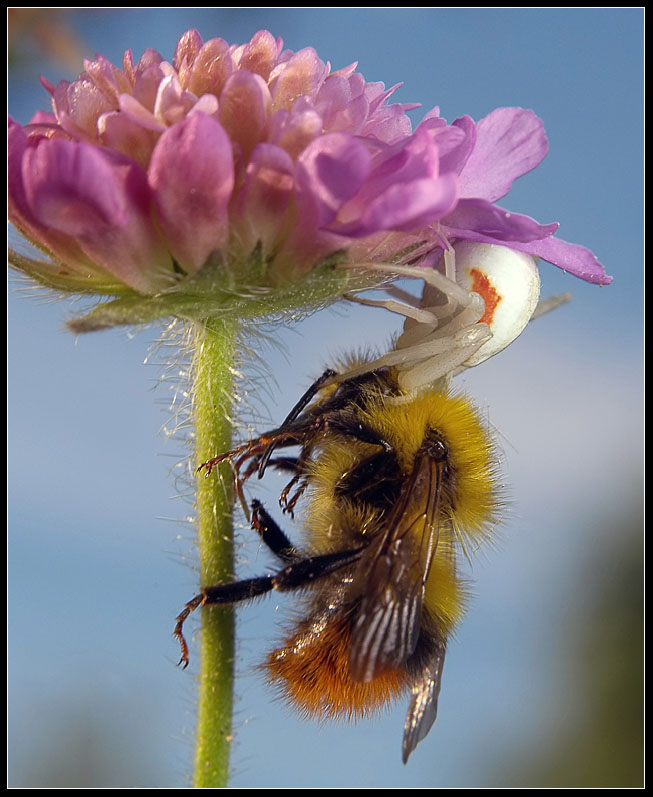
[190,317,237,788]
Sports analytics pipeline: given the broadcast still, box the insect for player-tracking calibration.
[175,242,559,762]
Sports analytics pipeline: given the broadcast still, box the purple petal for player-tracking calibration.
[433,115,476,176]
[315,73,369,135]
[335,173,459,237]
[29,110,58,125]
[503,235,612,285]
[339,127,441,222]
[149,112,234,272]
[295,133,371,228]
[371,127,439,187]
[443,198,558,243]
[360,101,414,143]
[458,107,548,202]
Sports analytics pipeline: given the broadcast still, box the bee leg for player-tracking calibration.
[266,547,364,592]
[174,546,363,668]
[324,414,393,452]
[174,574,280,669]
[259,455,301,475]
[250,499,298,562]
[280,476,310,518]
[257,369,337,478]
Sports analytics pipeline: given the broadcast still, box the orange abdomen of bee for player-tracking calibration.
[265,614,412,720]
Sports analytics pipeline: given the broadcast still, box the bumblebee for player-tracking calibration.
[175,357,500,763]
[174,241,562,760]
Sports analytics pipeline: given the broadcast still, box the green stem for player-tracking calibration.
[190,318,238,788]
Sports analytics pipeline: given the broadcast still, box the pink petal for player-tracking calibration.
[231,143,294,254]
[22,137,172,291]
[153,73,198,127]
[173,29,204,76]
[219,70,272,160]
[232,30,283,80]
[268,105,323,160]
[118,93,165,132]
[149,112,234,272]
[99,110,159,168]
[83,53,131,102]
[8,119,94,273]
[269,48,328,112]
[58,76,116,138]
[131,61,167,112]
[186,37,235,98]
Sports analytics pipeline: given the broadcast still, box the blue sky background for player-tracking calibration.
[8,8,643,788]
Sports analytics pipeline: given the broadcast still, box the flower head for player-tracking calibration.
[8,29,611,331]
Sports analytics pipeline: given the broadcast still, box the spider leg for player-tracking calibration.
[530,292,572,321]
[384,284,424,307]
[343,294,438,325]
[396,297,485,350]
[347,262,477,310]
[394,325,492,392]
[336,323,490,387]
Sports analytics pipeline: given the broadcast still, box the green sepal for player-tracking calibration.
[66,257,383,333]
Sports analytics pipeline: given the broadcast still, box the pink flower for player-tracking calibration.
[8,28,610,315]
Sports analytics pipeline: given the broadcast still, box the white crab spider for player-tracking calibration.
[341,241,569,393]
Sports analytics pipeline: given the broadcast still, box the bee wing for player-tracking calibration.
[348,451,444,682]
[402,638,446,764]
